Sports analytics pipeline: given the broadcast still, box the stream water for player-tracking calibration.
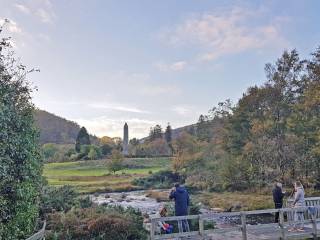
[91,190,165,215]
[90,190,274,227]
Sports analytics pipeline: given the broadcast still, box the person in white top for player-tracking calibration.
[288,181,306,232]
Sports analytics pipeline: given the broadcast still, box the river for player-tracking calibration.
[91,190,167,215]
[91,190,274,226]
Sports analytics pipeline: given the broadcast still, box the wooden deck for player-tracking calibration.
[207,222,320,240]
[150,197,320,240]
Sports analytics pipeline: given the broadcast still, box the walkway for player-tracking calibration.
[150,197,320,240]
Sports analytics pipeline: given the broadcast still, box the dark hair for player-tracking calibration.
[295,181,302,187]
[174,183,180,188]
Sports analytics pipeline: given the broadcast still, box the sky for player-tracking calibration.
[0,0,319,139]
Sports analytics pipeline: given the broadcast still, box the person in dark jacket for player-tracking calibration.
[169,183,190,232]
[272,181,285,223]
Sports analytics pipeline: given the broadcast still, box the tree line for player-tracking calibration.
[172,48,320,191]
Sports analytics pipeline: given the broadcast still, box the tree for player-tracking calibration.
[129,138,140,146]
[107,150,124,174]
[149,124,163,141]
[196,114,212,142]
[75,127,90,152]
[42,143,59,161]
[164,123,172,143]
[101,143,113,156]
[0,22,42,239]
[88,147,98,160]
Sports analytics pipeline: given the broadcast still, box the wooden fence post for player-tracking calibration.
[311,213,317,240]
[199,215,204,238]
[150,219,155,240]
[279,209,286,240]
[240,212,247,240]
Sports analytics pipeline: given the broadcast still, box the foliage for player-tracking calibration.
[0,22,43,239]
[75,127,91,152]
[107,150,124,174]
[45,205,148,240]
[132,138,171,157]
[41,143,75,163]
[132,170,182,189]
[148,124,163,141]
[100,143,113,156]
[129,138,140,146]
[40,185,78,214]
[173,47,320,191]
[164,123,172,143]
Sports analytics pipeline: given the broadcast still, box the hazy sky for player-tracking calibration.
[1,0,319,138]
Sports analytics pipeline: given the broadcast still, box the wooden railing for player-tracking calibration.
[150,197,320,240]
[25,221,46,240]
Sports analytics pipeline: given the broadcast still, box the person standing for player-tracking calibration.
[169,183,190,233]
[272,181,285,223]
[289,181,306,232]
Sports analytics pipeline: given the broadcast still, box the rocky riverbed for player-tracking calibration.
[91,190,168,215]
[90,190,275,227]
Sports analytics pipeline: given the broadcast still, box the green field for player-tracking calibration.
[44,157,171,193]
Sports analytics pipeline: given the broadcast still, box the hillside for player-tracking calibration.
[34,110,81,144]
[34,109,196,145]
[171,124,196,139]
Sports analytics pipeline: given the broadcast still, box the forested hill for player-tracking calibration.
[34,110,81,144]
[171,124,196,139]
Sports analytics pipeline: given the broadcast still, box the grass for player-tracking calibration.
[43,157,171,193]
[197,191,274,211]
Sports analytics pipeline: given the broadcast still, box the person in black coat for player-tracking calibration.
[272,182,285,223]
[169,183,190,232]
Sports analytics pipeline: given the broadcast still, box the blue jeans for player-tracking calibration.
[178,219,190,232]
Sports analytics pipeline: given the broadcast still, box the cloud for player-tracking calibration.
[172,106,190,115]
[155,61,187,72]
[73,117,157,138]
[87,103,150,114]
[104,71,181,96]
[14,4,31,14]
[160,6,289,61]
[36,8,54,23]
[13,0,56,24]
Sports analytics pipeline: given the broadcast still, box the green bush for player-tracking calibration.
[46,205,148,240]
[0,28,43,239]
[132,170,183,189]
[40,185,78,214]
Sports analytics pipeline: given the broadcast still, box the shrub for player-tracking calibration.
[46,206,148,240]
[78,196,93,209]
[40,185,78,214]
[133,170,183,189]
[0,25,43,239]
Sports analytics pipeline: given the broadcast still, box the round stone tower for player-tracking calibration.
[123,122,129,155]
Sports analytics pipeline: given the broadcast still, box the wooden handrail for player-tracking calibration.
[150,197,320,240]
[25,221,46,240]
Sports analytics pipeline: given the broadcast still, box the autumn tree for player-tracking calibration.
[107,150,124,174]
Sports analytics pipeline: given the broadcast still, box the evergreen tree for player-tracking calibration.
[149,124,163,141]
[0,23,42,239]
[75,127,90,152]
[165,123,172,143]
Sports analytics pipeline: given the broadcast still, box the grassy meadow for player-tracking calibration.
[44,157,171,193]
